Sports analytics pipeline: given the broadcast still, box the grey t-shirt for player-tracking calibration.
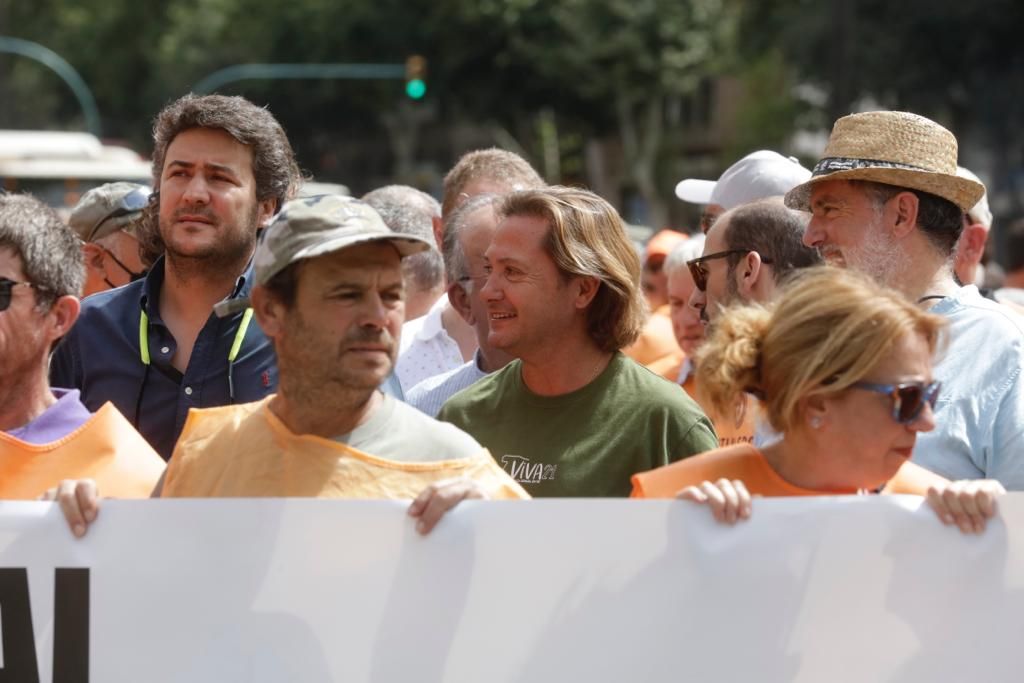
[335,393,483,463]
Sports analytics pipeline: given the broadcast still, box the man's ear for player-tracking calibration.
[256,198,278,229]
[891,191,920,239]
[736,251,764,299]
[82,243,106,273]
[48,295,81,340]
[574,275,600,309]
[251,285,285,340]
[447,282,474,324]
[432,215,444,252]
[960,223,988,262]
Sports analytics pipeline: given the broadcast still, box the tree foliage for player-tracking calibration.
[3,0,1018,216]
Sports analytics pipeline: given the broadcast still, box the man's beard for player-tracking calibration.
[700,266,742,328]
[160,202,259,281]
[832,212,903,289]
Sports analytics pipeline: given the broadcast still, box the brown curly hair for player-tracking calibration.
[138,94,303,259]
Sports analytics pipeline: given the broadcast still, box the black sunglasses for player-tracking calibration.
[0,278,50,312]
[85,187,151,242]
[852,380,941,424]
[686,249,774,292]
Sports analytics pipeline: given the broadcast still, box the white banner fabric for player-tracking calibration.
[1,495,1023,682]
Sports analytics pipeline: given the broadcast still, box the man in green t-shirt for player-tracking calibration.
[438,186,718,497]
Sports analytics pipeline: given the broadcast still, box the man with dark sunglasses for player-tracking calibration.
[0,193,164,498]
[68,182,153,296]
[687,198,820,326]
[51,94,302,459]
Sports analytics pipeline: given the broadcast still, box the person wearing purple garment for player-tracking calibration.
[7,388,93,444]
[0,193,164,499]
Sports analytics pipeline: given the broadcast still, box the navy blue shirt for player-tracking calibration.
[50,257,278,460]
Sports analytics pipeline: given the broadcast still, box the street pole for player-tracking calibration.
[0,36,101,136]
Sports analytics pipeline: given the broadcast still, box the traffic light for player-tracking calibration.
[405,55,427,100]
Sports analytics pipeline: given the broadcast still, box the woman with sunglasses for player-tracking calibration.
[631,267,1005,534]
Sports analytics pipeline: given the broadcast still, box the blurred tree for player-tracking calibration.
[3,0,171,143]
[1,0,735,212]
[433,0,734,226]
[737,0,1024,213]
[738,0,1023,122]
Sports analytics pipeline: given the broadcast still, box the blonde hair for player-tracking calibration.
[696,267,946,432]
[500,186,646,352]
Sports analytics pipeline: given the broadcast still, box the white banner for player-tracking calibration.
[1,495,1022,682]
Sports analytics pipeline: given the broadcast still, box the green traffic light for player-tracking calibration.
[405,78,426,99]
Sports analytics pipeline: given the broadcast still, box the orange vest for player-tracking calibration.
[162,397,529,500]
[631,443,948,499]
[0,402,165,499]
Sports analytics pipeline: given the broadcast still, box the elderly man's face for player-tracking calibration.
[803,180,902,286]
[0,248,52,385]
[641,259,669,310]
[667,266,704,355]
[455,206,500,347]
[481,214,581,359]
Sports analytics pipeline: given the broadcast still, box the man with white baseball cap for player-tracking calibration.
[953,166,995,291]
[48,195,527,537]
[676,150,811,233]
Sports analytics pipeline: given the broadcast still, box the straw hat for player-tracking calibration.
[785,111,984,212]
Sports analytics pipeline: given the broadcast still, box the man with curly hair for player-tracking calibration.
[51,94,302,459]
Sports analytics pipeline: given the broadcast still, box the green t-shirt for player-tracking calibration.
[437,352,718,497]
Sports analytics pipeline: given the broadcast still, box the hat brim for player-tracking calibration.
[785,167,984,212]
[675,178,716,204]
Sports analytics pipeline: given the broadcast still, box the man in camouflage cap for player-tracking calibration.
[67,182,151,296]
[52,195,527,538]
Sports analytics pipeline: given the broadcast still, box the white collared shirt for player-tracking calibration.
[395,294,465,392]
[406,350,491,418]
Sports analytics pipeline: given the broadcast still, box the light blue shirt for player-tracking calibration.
[914,286,1024,489]
[407,351,490,418]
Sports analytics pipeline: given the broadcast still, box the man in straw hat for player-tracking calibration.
[790,110,1024,489]
[48,194,527,537]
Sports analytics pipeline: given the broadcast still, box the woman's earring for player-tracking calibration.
[809,415,823,429]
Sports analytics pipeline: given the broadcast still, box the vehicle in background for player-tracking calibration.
[0,130,151,211]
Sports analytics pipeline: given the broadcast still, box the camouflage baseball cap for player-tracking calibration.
[253,194,432,287]
[68,182,151,241]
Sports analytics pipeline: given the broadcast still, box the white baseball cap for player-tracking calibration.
[676,150,812,209]
[956,166,992,229]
